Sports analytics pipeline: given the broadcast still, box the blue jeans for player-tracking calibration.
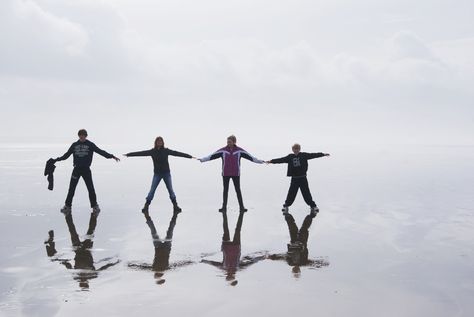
[146,171,176,203]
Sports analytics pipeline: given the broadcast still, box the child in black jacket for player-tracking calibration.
[267,144,330,217]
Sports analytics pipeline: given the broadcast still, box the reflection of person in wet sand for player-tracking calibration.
[268,213,329,277]
[44,213,120,290]
[201,211,266,285]
[128,211,194,285]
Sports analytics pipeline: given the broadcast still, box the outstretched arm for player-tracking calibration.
[55,144,74,162]
[199,150,223,162]
[201,259,222,268]
[93,143,120,161]
[167,149,193,159]
[305,152,329,160]
[124,149,153,157]
[268,155,291,164]
[240,150,264,164]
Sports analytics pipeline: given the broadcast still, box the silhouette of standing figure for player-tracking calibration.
[268,213,329,277]
[201,211,266,285]
[128,211,194,285]
[44,213,120,290]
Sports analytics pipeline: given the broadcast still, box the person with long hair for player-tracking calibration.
[124,136,195,214]
[199,135,263,213]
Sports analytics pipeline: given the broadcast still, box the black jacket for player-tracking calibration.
[126,148,192,173]
[44,158,56,190]
[270,152,325,177]
[56,140,114,167]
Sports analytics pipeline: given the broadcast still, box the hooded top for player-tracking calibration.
[200,146,263,176]
[126,148,192,173]
[270,152,325,177]
[56,140,114,167]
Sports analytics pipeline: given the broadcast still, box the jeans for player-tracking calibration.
[65,167,97,208]
[146,171,176,203]
[284,176,316,208]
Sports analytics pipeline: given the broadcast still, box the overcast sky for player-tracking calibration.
[0,0,473,148]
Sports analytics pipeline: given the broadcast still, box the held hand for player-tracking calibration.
[325,153,330,157]
[113,156,121,162]
[265,161,271,164]
[122,154,128,157]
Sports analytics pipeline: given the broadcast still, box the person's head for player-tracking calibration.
[292,143,301,155]
[227,135,237,147]
[78,129,88,142]
[154,136,164,149]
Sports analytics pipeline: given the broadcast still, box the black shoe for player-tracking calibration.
[219,207,227,213]
[173,204,182,214]
[240,207,248,213]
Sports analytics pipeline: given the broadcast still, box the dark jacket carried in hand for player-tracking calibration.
[56,140,115,168]
[44,158,56,190]
[270,152,325,177]
[126,148,192,173]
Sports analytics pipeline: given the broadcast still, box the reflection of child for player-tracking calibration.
[267,143,330,216]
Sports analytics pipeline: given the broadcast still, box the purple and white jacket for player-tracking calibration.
[200,146,263,176]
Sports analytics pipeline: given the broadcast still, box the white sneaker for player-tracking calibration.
[60,205,71,216]
[92,205,101,217]
[282,205,289,215]
[310,206,319,217]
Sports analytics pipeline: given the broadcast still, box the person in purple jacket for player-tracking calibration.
[199,135,263,213]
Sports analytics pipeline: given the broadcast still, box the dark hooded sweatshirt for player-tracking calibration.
[56,140,114,167]
[270,152,325,177]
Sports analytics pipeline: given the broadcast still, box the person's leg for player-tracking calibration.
[222,211,230,241]
[163,172,180,212]
[231,176,246,211]
[284,214,298,243]
[64,214,81,246]
[82,168,98,208]
[221,176,231,212]
[299,177,317,208]
[298,214,314,245]
[165,212,179,240]
[232,211,245,243]
[146,173,162,203]
[284,178,300,208]
[64,167,81,208]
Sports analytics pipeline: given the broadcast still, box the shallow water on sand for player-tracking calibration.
[0,144,473,317]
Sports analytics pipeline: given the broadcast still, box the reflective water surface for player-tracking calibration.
[0,144,473,316]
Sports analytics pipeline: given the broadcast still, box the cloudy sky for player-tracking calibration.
[0,0,473,147]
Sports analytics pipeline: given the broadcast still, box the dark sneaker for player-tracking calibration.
[310,206,319,217]
[91,205,101,217]
[282,205,289,215]
[218,207,227,213]
[240,207,248,213]
[60,205,72,216]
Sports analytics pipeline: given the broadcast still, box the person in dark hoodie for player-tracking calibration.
[266,143,330,217]
[124,136,195,214]
[55,129,120,216]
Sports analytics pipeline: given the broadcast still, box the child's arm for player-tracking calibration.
[268,155,291,164]
[55,144,74,162]
[306,152,329,160]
